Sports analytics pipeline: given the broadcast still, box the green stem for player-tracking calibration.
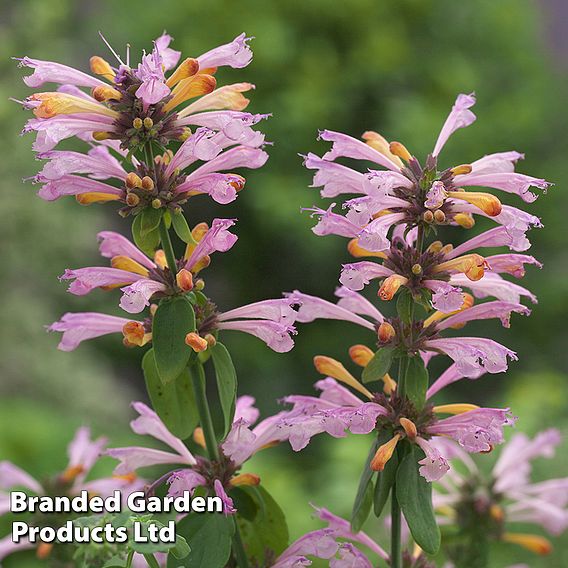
[143,554,161,568]
[159,217,178,276]
[391,479,403,568]
[232,519,250,568]
[125,550,134,568]
[190,362,219,461]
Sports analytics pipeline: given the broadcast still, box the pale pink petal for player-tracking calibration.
[432,93,476,156]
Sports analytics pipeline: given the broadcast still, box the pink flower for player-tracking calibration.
[432,92,476,156]
[197,33,253,69]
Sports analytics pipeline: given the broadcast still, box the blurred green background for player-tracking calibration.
[1,0,567,565]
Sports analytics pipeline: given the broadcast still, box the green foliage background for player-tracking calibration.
[0,0,567,565]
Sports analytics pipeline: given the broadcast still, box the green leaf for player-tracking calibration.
[351,437,379,532]
[132,213,161,256]
[152,297,195,384]
[230,486,260,522]
[168,513,234,568]
[396,289,413,324]
[142,349,199,439]
[210,342,237,439]
[396,446,440,554]
[362,347,394,384]
[374,439,399,517]
[404,355,429,411]
[171,212,194,244]
[140,207,164,237]
[237,485,289,565]
[102,557,127,568]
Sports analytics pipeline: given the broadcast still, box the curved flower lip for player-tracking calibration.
[184,218,238,271]
[447,226,532,259]
[98,231,156,270]
[60,267,146,296]
[450,273,537,305]
[339,261,394,291]
[197,33,253,70]
[47,311,139,351]
[435,300,531,330]
[432,92,476,157]
[15,56,106,88]
[426,363,486,399]
[37,174,122,202]
[286,290,379,330]
[215,319,296,353]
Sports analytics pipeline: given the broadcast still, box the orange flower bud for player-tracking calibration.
[348,344,374,367]
[347,238,387,259]
[141,176,155,191]
[176,269,194,292]
[399,417,417,439]
[371,434,401,471]
[378,274,408,300]
[89,56,115,80]
[378,322,396,343]
[122,321,150,347]
[388,141,412,162]
[447,191,502,217]
[502,533,552,555]
[185,332,208,352]
[126,172,143,189]
[313,355,373,400]
[230,473,261,487]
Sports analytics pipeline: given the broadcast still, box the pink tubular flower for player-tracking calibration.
[433,430,568,557]
[0,428,143,564]
[17,33,261,154]
[107,398,289,516]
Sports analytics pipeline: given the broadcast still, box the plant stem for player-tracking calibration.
[190,362,220,461]
[232,519,250,568]
[159,217,178,277]
[391,479,402,568]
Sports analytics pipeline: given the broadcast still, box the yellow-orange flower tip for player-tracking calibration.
[122,321,150,347]
[313,355,373,400]
[92,85,121,102]
[433,403,480,415]
[382,373,397,395]
[423,210,435,223]
[502,533,552,555]
[378,321,396,343]
[111,255,149,276]
[427,241,443,253]
[89,56,115,80]
[435,254,487,281]
[166,57,200,88]
[151,198,162,209]
[450,164,473,176]
[194,278,205,291]
[489,504,505,522]
[440,243,454,255]
[164,74,217,112]
[370,434,401,471]
[154,250,167,269]
[348,344,374,367]
[388,141,412,162]
[113,472,138,484]
[347,239,387,259]
[230,473,261,487]
[448,191,502,217]
[193,427,206,448]
[361,131,404,167]
[185,332,208,352]
[411,263,423,275]
[399,417,417,439]
[60,465,84,483]
[378,275,408,301]
[36,542,54,560]
[75,192,120,205]
[126,172,143,189]
[176,269,194,292]
[92,131,112,141]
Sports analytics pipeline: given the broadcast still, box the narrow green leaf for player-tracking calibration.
[396,446,440,554]
[237,485,289,565]
[152,297,195,384]
[168,513,234,568]
[362,347,394,384]
[143,554,161,568]
[229,486,260,522]
[132,213,160,256]
[396,289,413,324]
[142,349,199,439]
[374,440,399,517]
[171,212,194,244]
[140,207,164,237]
[351,437,380,532]
[404,355,429,411]
[210,342,237,439]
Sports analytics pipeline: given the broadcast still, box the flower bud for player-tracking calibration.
[313,355,373,399]
[348,344,374,367]
[154,250,167,269]
[93,131,112,141]
[204,334,217,348]
[194,278,205,291]
[36,542,54,560]
[371,434,401,471]
[411,263,423,275]
[448,190,502,217]
[399,417,417,439]
[347,238,387,259]
[176,269,194,292]
[132,117,143,129]
[126,193,140,207]
[122,321,149,346]
[434,209,446,223]
[126,172,143,189]
[151,198,162,209]
[185,332,208,352]
[502,533,552,555]
[427,241,443,253]
[454,213,476,228]
[378,274,408,300]
[141,176,155,191]
[89,56,115,79]
[378,321,396,343]
[193,427,206,448]
[143,117,154,129]
[423,210,434,223]
[92,85,121,102]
